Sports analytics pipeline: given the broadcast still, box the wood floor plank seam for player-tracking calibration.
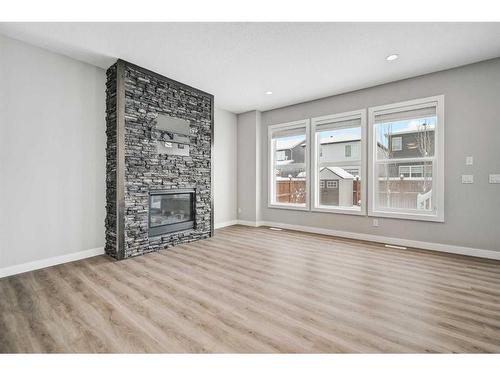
[181,235,500,319]
[129,252,374,352]
[160,243,499,352]
[225,226,500,274]
[135,254,388,354]
[213,231,500,302]
[1,226,499,353]
[95,260,286,352]
[169,241,500,334]
[114,254,329,352]
[220,228,500,279]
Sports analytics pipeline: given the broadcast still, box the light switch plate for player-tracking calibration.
[462,175,474,184]
[466,156,473,166]
[489,174,500,184]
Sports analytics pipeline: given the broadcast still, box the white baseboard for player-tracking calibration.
[0,247,105,279]
[4,220,495,279]
[235,220,262,227]
[214,220,239,229]
[233,220,500,260]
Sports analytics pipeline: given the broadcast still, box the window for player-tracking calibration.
[398,165,411,178]
[311,110,366,214]
[398,164,432,178]
[391,136,402,151]
[268,119,310,210]
[276,150,286,161]
[411,165,423,178]
[326,180,338,189]
[345,144,352,157]
[368,95,444,221]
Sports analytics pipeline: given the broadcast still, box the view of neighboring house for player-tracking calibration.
[275,138,306,176]
[274,137,306,204]
[274,133,362,205]
[319,134,361,177]
[318,134,362,207]
[274,123,435,209]
[377,125,435,210]
[319,167,355,206]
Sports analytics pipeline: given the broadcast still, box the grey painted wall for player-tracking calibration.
[214,107,238,226]
[255,110,262,223]
[0,35,239,270]
[237,110,262,222]
[259,58,500,251]
[0,35,106,268]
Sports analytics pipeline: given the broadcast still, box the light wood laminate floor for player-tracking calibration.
[1,225,500,353]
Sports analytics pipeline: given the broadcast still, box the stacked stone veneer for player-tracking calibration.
[105,61,213,259]
[105,65,118,258]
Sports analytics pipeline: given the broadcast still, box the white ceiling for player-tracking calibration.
[1,22,500,113]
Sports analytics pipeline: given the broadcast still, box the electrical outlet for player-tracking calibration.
[372,219,379,227]
[465,156,473,166]
[489,174,500,184]
[461,175,474,184]
[238,207,242,214]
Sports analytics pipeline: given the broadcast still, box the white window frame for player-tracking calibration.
[368,95,445,222]
[391,136,402,151]
[345,144,352,157]
[398,165,411,178]
[275,150,286,161]
[411,165,423,177]
[398,164,429,179]
[311,109,367,215]
[268,119,310,211]
[326,180,338,189]
[319,180,325,188]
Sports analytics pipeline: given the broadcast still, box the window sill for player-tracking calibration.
[312,206,366,216]
[368,209,444,222]
[268,203,309,211]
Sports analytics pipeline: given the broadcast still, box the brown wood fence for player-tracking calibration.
[276,180,306,203]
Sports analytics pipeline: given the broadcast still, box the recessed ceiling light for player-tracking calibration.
[386,54,399,61]
[265,91,273,95]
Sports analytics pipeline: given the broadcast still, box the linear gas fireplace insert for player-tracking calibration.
[149,189,196,237]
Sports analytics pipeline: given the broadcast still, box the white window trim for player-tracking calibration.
[398,165,410,177]
[391,136,402,151]
[368,95,445,222]
[311,109,367,216]
[399,164,429,178]
[345,144,352,157]
[268,119,310,211]
[326,180,338,189]
[276,150,286,161]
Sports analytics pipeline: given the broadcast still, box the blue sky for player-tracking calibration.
[319,127,360,141]
[378,116,436,133]
[376,116,436,145]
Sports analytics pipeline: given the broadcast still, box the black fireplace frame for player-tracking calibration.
[148,189,196,237]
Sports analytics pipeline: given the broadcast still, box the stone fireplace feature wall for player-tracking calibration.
[105,65,118,258]
[105,60,214,260]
